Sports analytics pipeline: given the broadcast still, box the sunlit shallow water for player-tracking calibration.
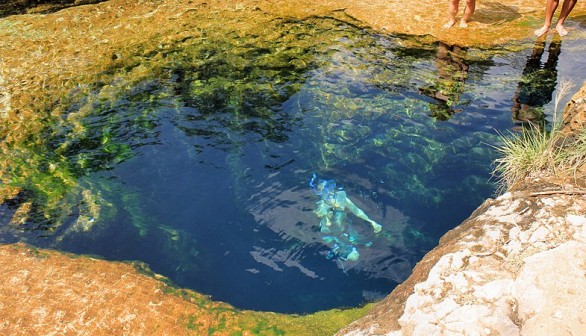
[1,17,586,313]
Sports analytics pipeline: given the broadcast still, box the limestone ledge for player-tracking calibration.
[337,84,586,336]
[1,0,586,334]
[339,189,586,335]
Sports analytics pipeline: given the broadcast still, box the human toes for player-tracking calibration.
[556,25,569,36]
[443,20,456,29]
[534,26,549,37]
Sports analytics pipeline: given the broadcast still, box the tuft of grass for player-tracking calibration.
[492,79,586,192]
[492,124,557,192]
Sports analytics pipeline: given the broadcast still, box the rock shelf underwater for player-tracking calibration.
[1,0,586,335]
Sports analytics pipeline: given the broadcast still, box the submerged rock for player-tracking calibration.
[0,0,586,334]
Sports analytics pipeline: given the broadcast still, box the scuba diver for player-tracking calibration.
[310,174,382,262]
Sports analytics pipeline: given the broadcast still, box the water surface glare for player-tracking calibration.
[2,18,586,313]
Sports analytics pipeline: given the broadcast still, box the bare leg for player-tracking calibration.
[534,0,560,36]
[444,0,460,28]
[459,0,476,27]
[555,0,577,36]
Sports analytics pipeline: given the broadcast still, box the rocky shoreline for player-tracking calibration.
[1,0,586,335]
[339,175,586,335]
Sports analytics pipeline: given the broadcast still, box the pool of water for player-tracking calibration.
[1,17,585,313]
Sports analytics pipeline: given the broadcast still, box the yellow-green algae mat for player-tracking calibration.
[0,243,371,335]
[0,2,377,335]
[2,0,585,334]
[161,284,373,336]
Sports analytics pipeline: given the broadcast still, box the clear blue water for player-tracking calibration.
[1,18,586,313]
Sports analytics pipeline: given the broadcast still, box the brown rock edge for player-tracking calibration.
[0,243,243,335]
[1,0,586,335]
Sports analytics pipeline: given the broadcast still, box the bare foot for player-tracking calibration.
[556,24,569,36]
[459,20,468,28]
[534,25,550,37]
[444,20,456,29]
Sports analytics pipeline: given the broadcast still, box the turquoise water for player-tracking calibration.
[1,18,585,313]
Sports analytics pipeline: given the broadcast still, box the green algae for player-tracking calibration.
[0,10,507,245]
[0,14,351,232]
[0,0,583,334]
[162,279,372,335]
[0,8,519,332]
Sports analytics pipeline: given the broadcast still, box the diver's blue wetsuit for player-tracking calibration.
[310,174,382,261]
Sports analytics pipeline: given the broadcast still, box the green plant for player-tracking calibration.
[492,79,585,192]
[492,124,557,192]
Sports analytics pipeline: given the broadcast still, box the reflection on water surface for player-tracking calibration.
[1,16,585,313]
